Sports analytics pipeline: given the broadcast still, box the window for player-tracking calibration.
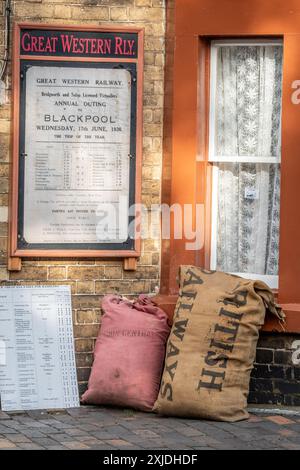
[209,39,283,288]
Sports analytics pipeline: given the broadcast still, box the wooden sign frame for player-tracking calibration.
[9,23,144,270]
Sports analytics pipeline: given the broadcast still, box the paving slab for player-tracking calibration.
[0,406,299,450]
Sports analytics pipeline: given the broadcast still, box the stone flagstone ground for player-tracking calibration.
[0,406,300,450]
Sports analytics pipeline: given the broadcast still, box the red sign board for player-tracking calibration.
[20,29,138,58]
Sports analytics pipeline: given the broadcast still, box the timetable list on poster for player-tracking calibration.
[23,65,131,244]
[0,286,79,411]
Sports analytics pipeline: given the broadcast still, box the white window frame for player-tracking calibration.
[209,39,282,289]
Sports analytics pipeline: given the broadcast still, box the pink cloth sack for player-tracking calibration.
[81,294,171,411]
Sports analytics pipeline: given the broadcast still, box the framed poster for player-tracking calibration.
[9,24,143,263]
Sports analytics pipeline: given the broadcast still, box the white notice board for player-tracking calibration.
[0,286,79,411]
[23,66,131,245]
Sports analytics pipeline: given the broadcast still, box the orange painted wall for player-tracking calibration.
[160,0,300,331]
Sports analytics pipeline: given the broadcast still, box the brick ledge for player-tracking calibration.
[153,295,300,333]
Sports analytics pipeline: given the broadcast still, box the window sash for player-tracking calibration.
[209,39,283,164]
[210,164,279,289]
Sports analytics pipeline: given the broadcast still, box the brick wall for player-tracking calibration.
[0,0,166,395]
[250,333,300,406]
